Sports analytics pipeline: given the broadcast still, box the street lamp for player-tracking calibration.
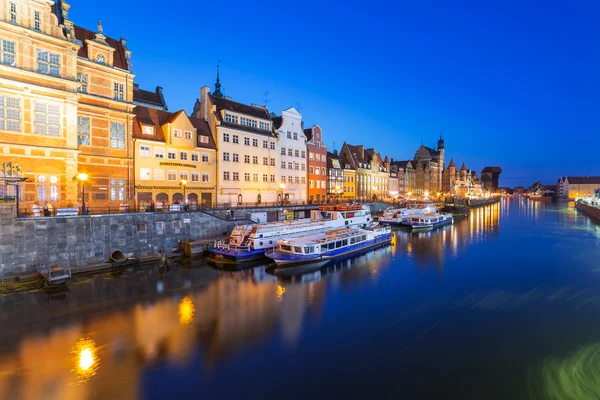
[279,183,285,205]
[77,173,88,215]
[180,179,188,205]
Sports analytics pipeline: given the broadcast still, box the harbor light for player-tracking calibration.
[72,337,99,382]
[178,296,195,326]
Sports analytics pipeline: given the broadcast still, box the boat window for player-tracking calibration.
[335,241,342,248]
[281,245,292,251]
[294,246,302,253]
[321,244,328,251]
[304,246,314,254]
[342,239,348,246]
[327,242,335,250]
[361,235,366,241]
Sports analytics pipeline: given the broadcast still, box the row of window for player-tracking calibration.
[139,169,210,183]
[33,177,125,202]
[285,131,300,140]
[224,113,270,131]
[222,172,306,184]
[309,180,326,189]
[139,145,210,162]
[75,73,125,101]
[0,37,61,76]
[280,148,306,158]
[222,153,278,166]
[309,152,327,162]
[7,3,43,31]
[281,162,306,171]
[309,166,326,175]
[222,133,276,149]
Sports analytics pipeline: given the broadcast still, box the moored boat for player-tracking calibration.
[209,204,374,263]
[265,226,393,267]
[379,200,438,226]
[405,212,453,230]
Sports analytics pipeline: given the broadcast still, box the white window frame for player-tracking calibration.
[202,153,209,163]
[9,2,17,23]
[173,129,182,138]
[33,10,41,31]
[167,149,176,160]
[200,135,209,144]
[77,116,90,145]
[180,150,188,161]
[184,130,192,139]
[191,172,199,182]
[110,122,125,148]
[140,145,151,158]
[202,172,209,182]
[167,170,177,181]
[154,147,165,159]
[1,39,15,66]
[34,101,60,136]
[113,82,124,101]
[191,152,199,162]
[140,167,152,180]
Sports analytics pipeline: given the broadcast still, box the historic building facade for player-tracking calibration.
[326,150,344,202]
[390,137,445,197]
[342,157,356,200]
[305,125,326,203]
[132,105,216,207]
[193,77,278,205]
[556,176,600,199]
[272,107,307,203]
[443,160,483,197]
[340,143,389,201]
[0,1,135,210]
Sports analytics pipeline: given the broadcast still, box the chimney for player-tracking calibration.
[156,86,167,110]
[357,145,364,158]
[198,86,210,120]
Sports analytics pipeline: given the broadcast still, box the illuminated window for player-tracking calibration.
[191,172,199,182]
[173,129,182,138]
[200,135,209,143]
[34,102,60,136]
[110,179,125,201]
[77,117,90,145]
[140,146,151,157]
[184,130,192,139]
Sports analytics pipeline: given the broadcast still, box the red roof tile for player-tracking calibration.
[73,25,129,71]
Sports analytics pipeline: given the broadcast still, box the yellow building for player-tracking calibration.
[342,162,356,200]
[133,106,217,206]
[0,1,135,211]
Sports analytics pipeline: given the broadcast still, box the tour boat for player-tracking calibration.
[404,212,453,230]
[265,226,393,267]
[380,200,437,226]
[209,204,374,263]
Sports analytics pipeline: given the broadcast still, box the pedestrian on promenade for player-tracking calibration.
[149,200,155,212]
[231,209,235,220]
[120,201,128,213]
[43,201,52,216]
[156,199,163,212]
[32,202,42,217]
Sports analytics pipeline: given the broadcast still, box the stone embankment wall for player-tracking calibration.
[0,204,235,281]
[576,202,600,222]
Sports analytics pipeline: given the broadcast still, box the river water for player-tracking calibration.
[0,198,599,400]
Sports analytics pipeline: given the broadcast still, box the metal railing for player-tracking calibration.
[15,197,417,218]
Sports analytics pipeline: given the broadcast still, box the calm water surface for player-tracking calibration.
[1,199,600,400]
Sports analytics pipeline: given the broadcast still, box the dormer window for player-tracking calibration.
[225,113,238,124]
[97,54,105,64]
[143,126,154,135]
[199,135,209,144]
[259,121,270,131]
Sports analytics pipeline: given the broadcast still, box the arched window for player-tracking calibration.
[96,54,105,64]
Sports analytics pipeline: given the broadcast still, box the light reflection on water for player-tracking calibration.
[0,199,598,399]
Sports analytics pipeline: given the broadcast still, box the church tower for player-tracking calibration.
[213,63,223,98]
[437,135,445,192]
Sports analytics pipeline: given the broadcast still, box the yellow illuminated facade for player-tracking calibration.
[0,1,135,209]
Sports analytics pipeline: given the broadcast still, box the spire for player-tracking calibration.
[460,162,467,171]
[213,61,223,98]
[448,159,455,168]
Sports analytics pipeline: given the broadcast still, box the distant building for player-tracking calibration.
[340,143,389,201]
[481,167,502,193]
[326,151,344,202]
[305,125,327,203]
[556,176,600,199]
[390,137,445,197]
[443,160,483,197]
[342,159,356,200]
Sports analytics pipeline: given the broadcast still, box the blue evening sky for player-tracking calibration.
[71,0,600,187]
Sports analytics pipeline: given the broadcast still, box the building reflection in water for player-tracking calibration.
[0,202,503,399]
[396,202,501,271]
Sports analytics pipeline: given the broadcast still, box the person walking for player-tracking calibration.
[156,199,163,212]
[120,201,128,213]
[42,201,51,217]
[32,202,41,217]
[149,200,155,212]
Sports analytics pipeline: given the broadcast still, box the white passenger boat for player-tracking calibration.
[380,200,438,226]
[265,226,393,266]
[404,212,453,230]
[209,204,374,263]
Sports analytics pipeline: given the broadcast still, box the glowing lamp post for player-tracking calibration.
[77,173,88,214]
